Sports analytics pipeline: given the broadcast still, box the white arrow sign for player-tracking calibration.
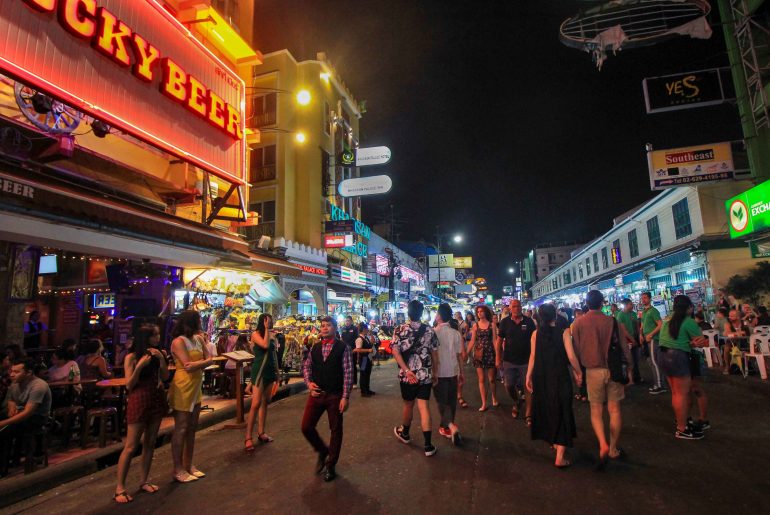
[338,175,393,197]
[356,146,391,166]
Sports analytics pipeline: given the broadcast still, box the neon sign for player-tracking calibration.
[1,0,246,183]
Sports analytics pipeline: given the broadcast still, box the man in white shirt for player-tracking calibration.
[433,303,464,446]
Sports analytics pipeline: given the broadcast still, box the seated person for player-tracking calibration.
[48,349,82,395]
[75,339,112,380]
[713,307,729,336]
[756,305,770,326]
[694,312,712,331]
[0,351,10,419]
[0,359,52,445]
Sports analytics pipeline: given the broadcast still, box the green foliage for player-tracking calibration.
[725,261,770,305]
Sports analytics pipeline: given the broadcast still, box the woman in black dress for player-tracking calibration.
[525,304,582,468]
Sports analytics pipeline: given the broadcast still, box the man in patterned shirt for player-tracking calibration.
[300,316,353,482]
[393,300,440,457]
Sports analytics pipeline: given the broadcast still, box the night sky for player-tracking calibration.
[252,0,743,292]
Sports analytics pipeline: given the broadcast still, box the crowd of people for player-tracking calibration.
[2,287,765,496]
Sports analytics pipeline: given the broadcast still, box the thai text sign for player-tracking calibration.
[1,0,245,183]
[453,256,473,269]
[648,142,734,190]
[726,179,770,239]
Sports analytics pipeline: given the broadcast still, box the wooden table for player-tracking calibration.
[48,378,98,406]
[96,378,128,434]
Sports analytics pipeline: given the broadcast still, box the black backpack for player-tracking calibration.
[607,319,629,384]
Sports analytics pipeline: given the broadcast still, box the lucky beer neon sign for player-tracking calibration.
[22,0,242,140]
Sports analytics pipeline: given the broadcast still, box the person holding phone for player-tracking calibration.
[300,316,352,482]
[245,314,279,452]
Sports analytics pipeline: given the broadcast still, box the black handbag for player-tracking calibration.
[607,319,629,384]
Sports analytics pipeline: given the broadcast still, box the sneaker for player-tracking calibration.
[675,428,704,440]
[697,420,711,430]
[424,444,437,457]
[438,427,452,439]
[687,417,710,432]
[394,426,411,444]
[648,386,667,395]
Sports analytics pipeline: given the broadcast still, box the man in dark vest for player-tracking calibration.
[301,316,353,482]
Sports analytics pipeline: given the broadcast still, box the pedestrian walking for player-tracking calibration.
[340,316,359,386]
[300,316,352,482]
[571,290,632,469]
[456,312,473,408]
[640,292,667,395]
[657,295,708,440]
[467,304,499,412]
[354,323,376,396]
[392,300,440,457]
[168,310,213,483]
[525,304,582,468]
[570,309,588,402]
[433,303,464,446]
[496,299,535,423]
[245,314,279,452]
[114,325,169,503]
[616,299,642,384]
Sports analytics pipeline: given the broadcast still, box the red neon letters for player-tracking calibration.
[21,0,242,141]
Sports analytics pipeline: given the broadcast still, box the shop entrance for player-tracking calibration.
[289,288,323,316]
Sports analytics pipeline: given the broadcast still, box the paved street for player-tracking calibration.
[4,361,770,515]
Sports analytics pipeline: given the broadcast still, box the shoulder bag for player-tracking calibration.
[607,319,629,384]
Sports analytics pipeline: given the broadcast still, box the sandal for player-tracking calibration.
[113,491,133,504]
[478,406,488,412]
[574,394,582,401]
[244,437,255,452]
[258,433,274,443]
[173,472,198,483]
[511,406,519,419]
[189,468,206,478]
[525,416,533,427]
[555,460,572,469]
[140,483,159,493]
[458,398,469,408]
[492,401,500,408]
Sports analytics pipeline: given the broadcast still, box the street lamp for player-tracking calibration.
[296,89,311,106]
[508,267,514,274]
[294,131,307,143]
[453,234,463,243]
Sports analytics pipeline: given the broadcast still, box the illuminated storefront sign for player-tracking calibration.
[1,0,246,183]
[296,263,327,276]
[92,292,115,309]
[324,234,354,248]
[375,254,390,276]
[328,203,370,257]
[183,268,267,294]
[726,179,770,238]
[330,265,368,287]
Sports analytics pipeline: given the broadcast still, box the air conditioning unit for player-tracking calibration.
[258,236,271,250]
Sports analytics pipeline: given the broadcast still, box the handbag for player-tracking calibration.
[607,319,629,384]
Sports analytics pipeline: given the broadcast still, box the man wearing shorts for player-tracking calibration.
[571,290,632,469]
[496,299,535,420]
[392,300,439,457]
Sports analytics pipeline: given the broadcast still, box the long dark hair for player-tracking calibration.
[668,295,693,340]
[537,304,558,340]
[256,313,272,338]
[172,310,201,339]
[475,305,493,322]
[132,327,155,358]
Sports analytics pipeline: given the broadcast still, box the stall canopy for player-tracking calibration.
[250,278,290,304]
[622,270,646,285]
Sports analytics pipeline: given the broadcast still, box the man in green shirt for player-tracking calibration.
[616,299,642,384]
[640,292,666,395]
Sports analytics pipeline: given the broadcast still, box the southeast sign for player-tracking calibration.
[338,175,393,197]
[356,146,391,167]
[726,179,770,238]
[648,142,735,190]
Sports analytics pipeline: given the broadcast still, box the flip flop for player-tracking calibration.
[478,406,488,412]
[258,433,274,444]
[458,398,469,408]
[511,406,519,419]
[525,416,533,427]
[113,491,133,503]
[555,460,572,469]
[173,472,198,483]
[140,483,159,493]
[189,468,206,478]
[609,448,624,460]
[244,437,255,452]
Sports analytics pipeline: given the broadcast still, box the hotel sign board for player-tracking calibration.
[648,142,734,190]
[726,179,770,239]
[0,0,246,184]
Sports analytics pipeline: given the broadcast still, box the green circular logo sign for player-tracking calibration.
[729,199,749,232]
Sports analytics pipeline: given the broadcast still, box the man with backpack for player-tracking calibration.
[392,300,440,457]
[571,290,632,470]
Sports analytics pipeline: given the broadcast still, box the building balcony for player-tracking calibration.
[249,110,277,128]
[249,165,276,183]
[242,222,276,244]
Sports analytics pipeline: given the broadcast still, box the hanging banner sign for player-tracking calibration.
[338,175,393,197]
[1,0,246,184]
[375,254,390,276]
[355,146,391,166]
[648,142,735,190]
[643,68,733,114]
[428,254,454,268]
[453,256,473,269]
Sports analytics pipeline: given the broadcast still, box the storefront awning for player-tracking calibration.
[327,279,369,296]
[251,278,290,304]
[597,278,615,290]
[622,270,646,285]
[249,251,302,277]
[654,250,692,271]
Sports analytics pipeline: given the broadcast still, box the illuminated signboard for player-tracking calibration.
[330,265,368,286]
[375,254,390,276]
[92,292,115,309]
[329,202,369,257]
[324,234,354,248]
[611,247,622,265]
[726,179,770,239]
[296,264,327,276]
[1,0,246,184]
